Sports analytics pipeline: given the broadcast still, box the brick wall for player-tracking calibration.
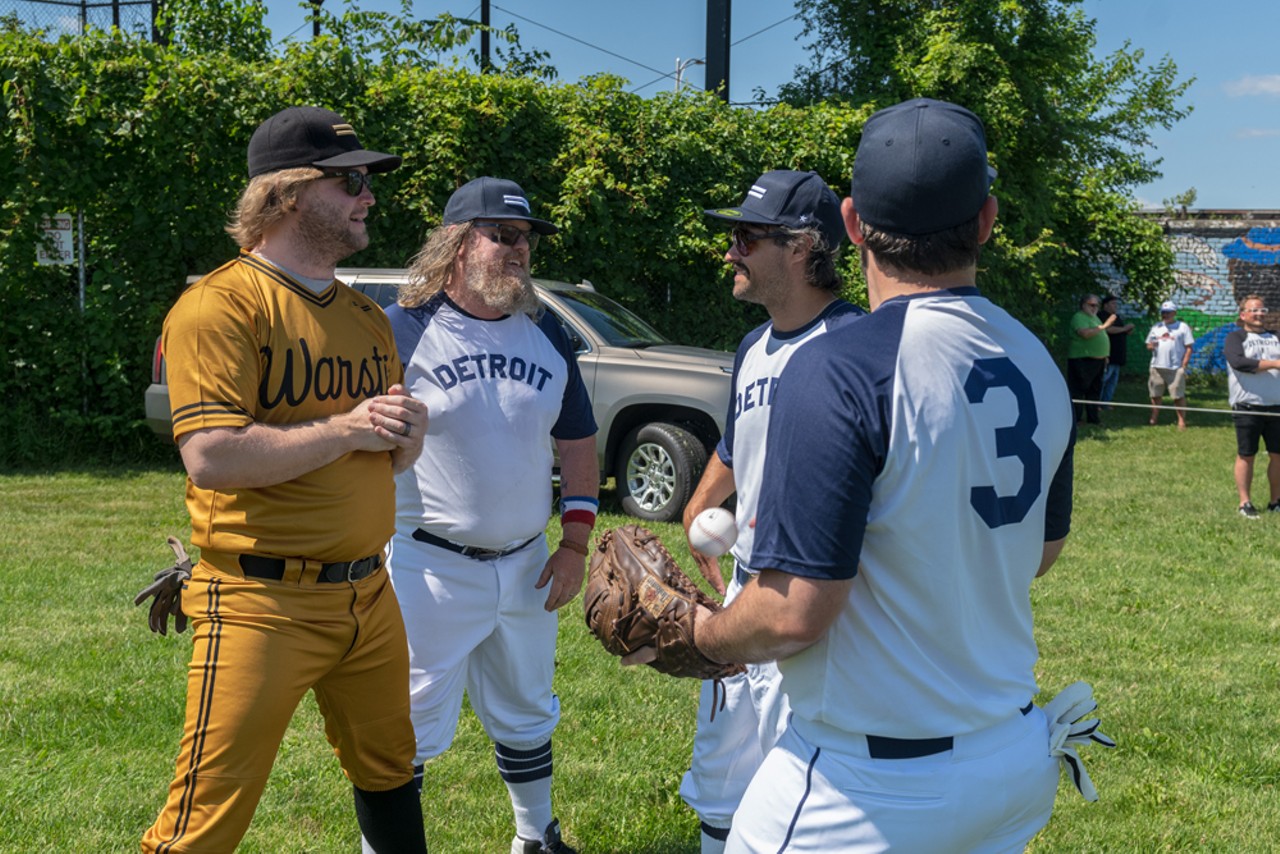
[1098,211,1280,373]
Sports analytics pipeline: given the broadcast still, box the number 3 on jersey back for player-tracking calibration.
[964,357,1041,529]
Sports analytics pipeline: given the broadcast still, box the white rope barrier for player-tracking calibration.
[1071,400,1280,417]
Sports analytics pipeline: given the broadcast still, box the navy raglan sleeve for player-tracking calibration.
[749,330,889,581]
[539,311,598,440]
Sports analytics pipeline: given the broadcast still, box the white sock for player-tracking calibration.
[506,774,552,840]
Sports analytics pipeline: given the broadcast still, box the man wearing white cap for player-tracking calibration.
[1146,300,1195,429]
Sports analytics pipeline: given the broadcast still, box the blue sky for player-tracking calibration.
[254,0,1277,211]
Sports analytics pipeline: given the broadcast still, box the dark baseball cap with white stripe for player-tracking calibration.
[704,170,845,248]
[247,105,401,178]
[443,176,559,235]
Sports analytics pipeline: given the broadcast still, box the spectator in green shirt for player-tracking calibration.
[1067,293,1114,424]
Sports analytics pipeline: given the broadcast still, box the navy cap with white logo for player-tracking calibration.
[704,170,845,248]
[247,106,401,177]
[851,98,995,236]
[443,177,558,235]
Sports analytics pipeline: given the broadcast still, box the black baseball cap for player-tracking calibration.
[247,106,401,178]
[851,98,996,236]
[704,170,845,248]
[443,177,558,235]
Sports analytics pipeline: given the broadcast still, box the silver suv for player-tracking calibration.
[145,269,734,522]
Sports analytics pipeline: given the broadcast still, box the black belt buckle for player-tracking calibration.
[318,555,380,583]
[412,528,537,561]
[458,545,503,561]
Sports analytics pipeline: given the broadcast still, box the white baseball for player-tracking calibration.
[689,507,738,557]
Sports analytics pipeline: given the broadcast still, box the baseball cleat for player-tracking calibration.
[1239,502,1261,519]
[511,818,576,854]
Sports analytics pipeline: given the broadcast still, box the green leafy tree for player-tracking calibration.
[1162,187,1198,216]
[155,0,271,60]
[307,2,555,80]
[780,0,1193,338]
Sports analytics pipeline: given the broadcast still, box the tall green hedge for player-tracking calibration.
[0,26,1169,464]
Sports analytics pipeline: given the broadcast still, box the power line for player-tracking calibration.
[491,2,669,78]
[631,11,802,96]
[267,4,801,98]
[731,11,799,47]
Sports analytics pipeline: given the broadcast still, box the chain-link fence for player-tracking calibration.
[1,0,156,40]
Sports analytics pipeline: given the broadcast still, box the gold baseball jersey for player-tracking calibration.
[163,252,403,561]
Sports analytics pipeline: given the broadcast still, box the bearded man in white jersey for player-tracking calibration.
[364,177,598,854]
[679,169,864,853]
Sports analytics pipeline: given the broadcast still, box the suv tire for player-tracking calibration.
[616,422,708,523]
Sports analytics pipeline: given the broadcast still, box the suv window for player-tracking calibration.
[551,289,666,348]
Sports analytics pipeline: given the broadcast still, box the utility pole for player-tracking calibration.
[151,0,164,44]
[705,0,730,101]
[312,0,323,39]
[480,0,492,72]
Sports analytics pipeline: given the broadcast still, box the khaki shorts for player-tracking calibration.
[1149,365,1186,399]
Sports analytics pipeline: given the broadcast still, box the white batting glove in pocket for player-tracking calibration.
[1044,681,1116,802]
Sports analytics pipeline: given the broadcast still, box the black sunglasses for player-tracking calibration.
[321,170,374,197]
[474,221,539,251]
[730,226,789,256]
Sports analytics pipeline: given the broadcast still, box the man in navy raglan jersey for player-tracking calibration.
[367,178,597,854]
[679,170,863,853]
[694,99,1092,852]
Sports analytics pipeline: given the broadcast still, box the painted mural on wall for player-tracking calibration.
[1102,220,1280,374]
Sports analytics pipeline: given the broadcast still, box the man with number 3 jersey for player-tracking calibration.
[694,99,1078,852]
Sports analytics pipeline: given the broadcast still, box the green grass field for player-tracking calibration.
[2,378,1277,853]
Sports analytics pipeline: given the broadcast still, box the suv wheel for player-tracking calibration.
[616,422,708,523]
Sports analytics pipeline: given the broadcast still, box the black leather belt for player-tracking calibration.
[239,553,381,584]
[866,702,1035,759]
[412,528,539,561]
[1234,403,1280,412]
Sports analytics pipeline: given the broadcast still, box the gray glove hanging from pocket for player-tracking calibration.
[133,536,193,636]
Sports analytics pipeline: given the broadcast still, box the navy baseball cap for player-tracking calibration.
[851,98,996,236]
[247,106,401,178]
[705,170,845,248]
[443,177,558,235]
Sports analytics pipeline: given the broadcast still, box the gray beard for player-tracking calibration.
[466,262,540,317]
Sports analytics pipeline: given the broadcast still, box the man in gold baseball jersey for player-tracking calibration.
[140,106,429,853]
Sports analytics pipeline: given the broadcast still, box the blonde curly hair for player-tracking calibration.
[225,167,322,249]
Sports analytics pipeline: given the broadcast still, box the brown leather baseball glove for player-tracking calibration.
[133,536,193,636]
[584,525,744,680]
